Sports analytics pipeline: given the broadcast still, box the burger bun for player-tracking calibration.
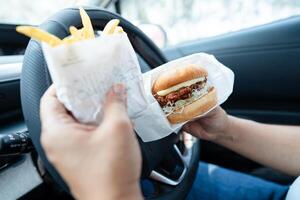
[152,64,208,94]
[167,87,217,124]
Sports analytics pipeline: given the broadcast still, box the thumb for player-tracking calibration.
[100,84,132,132]
[103,83,128,119]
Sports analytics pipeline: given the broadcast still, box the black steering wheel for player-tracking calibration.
[21,7,200,200]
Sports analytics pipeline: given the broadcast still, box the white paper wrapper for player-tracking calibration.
[42,33,234,143]
[42,33,148,124]
[133,53,234,142]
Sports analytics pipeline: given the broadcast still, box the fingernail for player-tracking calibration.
[112,84,127,101]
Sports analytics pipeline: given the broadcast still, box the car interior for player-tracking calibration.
[0,1,299,200]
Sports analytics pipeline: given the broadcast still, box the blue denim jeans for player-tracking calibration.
[187,162,288,200]
[141,162,288,200]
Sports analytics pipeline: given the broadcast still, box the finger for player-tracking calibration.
[103,83,128,119]
[182,122,193,133]
[100,84,132,133]
[183,122,209,140]
[40,85,76,125]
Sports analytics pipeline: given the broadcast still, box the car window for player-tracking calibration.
[0,0,113,25]
[0,0,120,57]
[120,0,300,47]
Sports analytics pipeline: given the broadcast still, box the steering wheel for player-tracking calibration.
[21,7,200,200]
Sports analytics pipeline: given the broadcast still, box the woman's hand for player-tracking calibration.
[183,106,233,142]
[40,84,142,200]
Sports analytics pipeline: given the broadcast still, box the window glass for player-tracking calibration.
[0,0,101,25]
[120,0,300,46]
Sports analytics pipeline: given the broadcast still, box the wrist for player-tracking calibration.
[73,182,142,200]
[214,115,237,144]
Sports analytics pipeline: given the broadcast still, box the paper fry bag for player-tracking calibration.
[42,33,148,124]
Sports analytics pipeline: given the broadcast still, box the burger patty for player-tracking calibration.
[154,81,206,106]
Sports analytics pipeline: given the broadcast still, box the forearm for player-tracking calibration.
[217,116,300,176]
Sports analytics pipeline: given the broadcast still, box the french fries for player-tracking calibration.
[61,36,77,45]
[16,7,123,46]
[61,26,84,44]
[102,19,120,35]
[16,26,62,46]
[79,7,95,39]
[69,26,82,39]
[114,26,124,34]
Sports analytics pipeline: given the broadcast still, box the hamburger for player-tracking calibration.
[152,64,217,124]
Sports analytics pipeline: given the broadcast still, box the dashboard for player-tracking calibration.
[0,55,43,199]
